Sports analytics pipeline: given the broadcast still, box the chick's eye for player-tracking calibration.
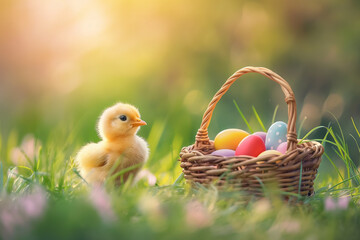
[119,115,127,121]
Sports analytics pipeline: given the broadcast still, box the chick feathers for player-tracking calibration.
[76,103,149,185]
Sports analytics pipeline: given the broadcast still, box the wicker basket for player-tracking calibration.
[179,66,324,197]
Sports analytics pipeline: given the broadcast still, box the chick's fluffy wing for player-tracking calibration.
[75,143,108,171]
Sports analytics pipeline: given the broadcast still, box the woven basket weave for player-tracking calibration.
[179,66,324,197]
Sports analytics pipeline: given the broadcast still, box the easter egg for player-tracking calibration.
[265,121,287,150]
[253,132,266,143]
[235,135,266,157]
[211,149,236,157]
[258,150,282,157]
[276,142,288,154]
[214,129,250,150]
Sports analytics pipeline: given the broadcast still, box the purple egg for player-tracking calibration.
[276,142,288,154]
[253,132,267,143]
[211,149,236,157]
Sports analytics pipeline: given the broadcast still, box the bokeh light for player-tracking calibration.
[0,0,359,147]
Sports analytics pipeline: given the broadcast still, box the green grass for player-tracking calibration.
[0,108,360,240]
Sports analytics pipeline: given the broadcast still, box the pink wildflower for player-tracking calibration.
[134,169,157,186]
[89,185,116,222]
[0,186,47,239]
[20,186,47,218]
[10,134,41,166]
[337,196,351,209]
[0,208,24,239]
[325,196,350,211]
[269,219,301,234]
[185,201,212,229]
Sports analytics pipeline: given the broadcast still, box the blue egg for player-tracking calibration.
[265,121,287,150]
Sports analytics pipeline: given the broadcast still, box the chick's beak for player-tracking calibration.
[132,118,147,127]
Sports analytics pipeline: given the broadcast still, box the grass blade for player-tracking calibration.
[233,100,253,133]
[328,111,345,147]
[36,145,42,171]
[319,124,331,148]
[173,172,184,185]
[252,106,266,132]
[297,116,307,138]
[324,152,344,181]
[0,161,3,192]
[351,117,360,137]
[73,168,88,184]
[106,163,142,184]
[328,173,360,191]
[16,165,34,175]
[147,120,166,164]
[108,156,123,176]
[272,105,279,124]
[298,126,328,144]
[254,176,266,192]
[20,149,35,169]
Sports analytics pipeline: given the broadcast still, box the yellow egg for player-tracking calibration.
[258,150,282,157]
[214,129,249,150]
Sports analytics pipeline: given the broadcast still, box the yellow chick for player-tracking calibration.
[76,103,149,185]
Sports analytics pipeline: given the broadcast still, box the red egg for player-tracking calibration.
[235,135,266,157]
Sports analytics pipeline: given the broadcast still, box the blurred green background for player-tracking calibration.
[1,2,360,239]
[0,0,359,174]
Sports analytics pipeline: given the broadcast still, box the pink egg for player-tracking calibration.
[235,135,266,157]
[211,149,236,157]
[276,142,288,154]
[253,132,266,143]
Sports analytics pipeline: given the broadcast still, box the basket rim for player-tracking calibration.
[180,139,324,163]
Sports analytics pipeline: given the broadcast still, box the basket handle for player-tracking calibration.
[194,66,298,152]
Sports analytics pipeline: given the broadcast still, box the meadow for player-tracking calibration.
[1,0,360,239]
[1,103,360,239]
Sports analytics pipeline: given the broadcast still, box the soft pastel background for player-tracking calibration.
[1,0,359,137]
[1,0,359,181]
[0,0,360,239]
